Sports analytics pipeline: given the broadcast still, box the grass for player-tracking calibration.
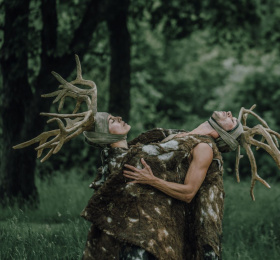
[223,175,280,260]
[0,172,279,259]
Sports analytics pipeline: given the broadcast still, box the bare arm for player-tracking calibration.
[123,143,213,203]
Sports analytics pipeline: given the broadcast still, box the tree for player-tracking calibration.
[0,0,131,205]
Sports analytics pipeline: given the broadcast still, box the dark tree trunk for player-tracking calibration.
[0,0,38,205]
[107,0,131,121]
[0,0,103,205]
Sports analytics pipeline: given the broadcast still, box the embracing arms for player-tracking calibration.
[123,143,213,203]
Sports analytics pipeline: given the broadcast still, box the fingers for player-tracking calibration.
[124,164,139,172]
[141,158,151,171]
[123,170,137,176]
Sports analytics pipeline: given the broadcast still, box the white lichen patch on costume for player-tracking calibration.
[148,239,156,247]
[101,247,107,252]
[84,211,88,217]
[142,145,160,155]
[158,228,169,241]
[220,192,223,199]
[200,217,203,223]
[141,209,152,221]
[159,140,179,150]
[109,158,117,168]
[158,152,174,161]
[201,209,207,216]
[207,204,218,221]
[213,158,222,171]
[128,217,139,223]
[107,217,112,223]
[125,183,135,188]
[166,246,175,254]
[154,207,161,214]
[215,203,219,214]
[167,199,172,205]
[205,250,217,258]
[125,183,138,197]
[104,229,114,236]
[209,189,215,202]
[135,161,142,169]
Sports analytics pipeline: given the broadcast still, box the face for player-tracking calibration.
[108,115,131,135]
[212,111,238,131]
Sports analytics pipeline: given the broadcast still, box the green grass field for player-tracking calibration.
[0,172,279,260]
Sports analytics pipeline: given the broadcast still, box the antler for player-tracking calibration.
[13,55,97,162]
[235,104,280,200]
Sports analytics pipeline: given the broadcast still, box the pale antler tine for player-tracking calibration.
[73,100,82,114]
[75,54,83,80]
[51,71,69,86]
[53,89,66,104]
[53,137,66,154]
[249,126,280,168]
[58,96,66,112]
[40,112,86,118]
[242,107,278,148]
[249,104,256,111]
[35,135,60,151]
[40,147,55,163]
[235,144,243,183]
[13,55,96,162]
[41,90,61,98]
[243,141,271,201]
[13,137,41,149]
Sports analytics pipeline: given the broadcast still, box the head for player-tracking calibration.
[208,111,243,152]
[108,115,131,135]
[212,111,238,131]
[83,112,131,147]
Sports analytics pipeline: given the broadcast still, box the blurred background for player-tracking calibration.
[1,0,280,259]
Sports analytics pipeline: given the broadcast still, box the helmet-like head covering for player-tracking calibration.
[208,117,243,151]
[83,112,127,147]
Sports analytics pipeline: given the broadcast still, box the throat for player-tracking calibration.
[111,140,128,149]
[188,121,219,139]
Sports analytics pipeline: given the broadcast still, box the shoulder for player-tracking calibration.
[192,143,213,166]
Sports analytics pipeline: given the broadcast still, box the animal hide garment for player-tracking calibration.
[81,129,224,260]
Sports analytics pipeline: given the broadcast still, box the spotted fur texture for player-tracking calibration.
[81,129,224,260]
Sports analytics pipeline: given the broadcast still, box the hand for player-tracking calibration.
[123,158,156,184]
[175,132,188,138]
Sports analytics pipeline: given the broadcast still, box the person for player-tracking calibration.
[81,110,243,260]
[123,111,243,203]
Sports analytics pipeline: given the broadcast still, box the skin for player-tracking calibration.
[108,115,131,148]
[122,111,237,203]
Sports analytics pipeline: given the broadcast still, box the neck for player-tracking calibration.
[110,140,128,149]
[188,121,219,139]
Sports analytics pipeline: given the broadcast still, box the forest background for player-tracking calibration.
[1,0,280,259]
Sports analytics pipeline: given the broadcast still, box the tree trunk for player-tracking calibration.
[0,0,38,205]
[107,0,131,121]
[0,0,103,205]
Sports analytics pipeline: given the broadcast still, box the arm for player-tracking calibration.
[123,143,213,203]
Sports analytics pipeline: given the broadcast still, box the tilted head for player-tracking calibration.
[83,112,131,147]
[208,111,244,152]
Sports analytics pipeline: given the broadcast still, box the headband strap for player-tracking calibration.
[83,131,127,146]
[208,117,243,151]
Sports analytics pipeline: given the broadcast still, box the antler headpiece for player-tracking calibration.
[235,105,280,200]
[13,55,97,162]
